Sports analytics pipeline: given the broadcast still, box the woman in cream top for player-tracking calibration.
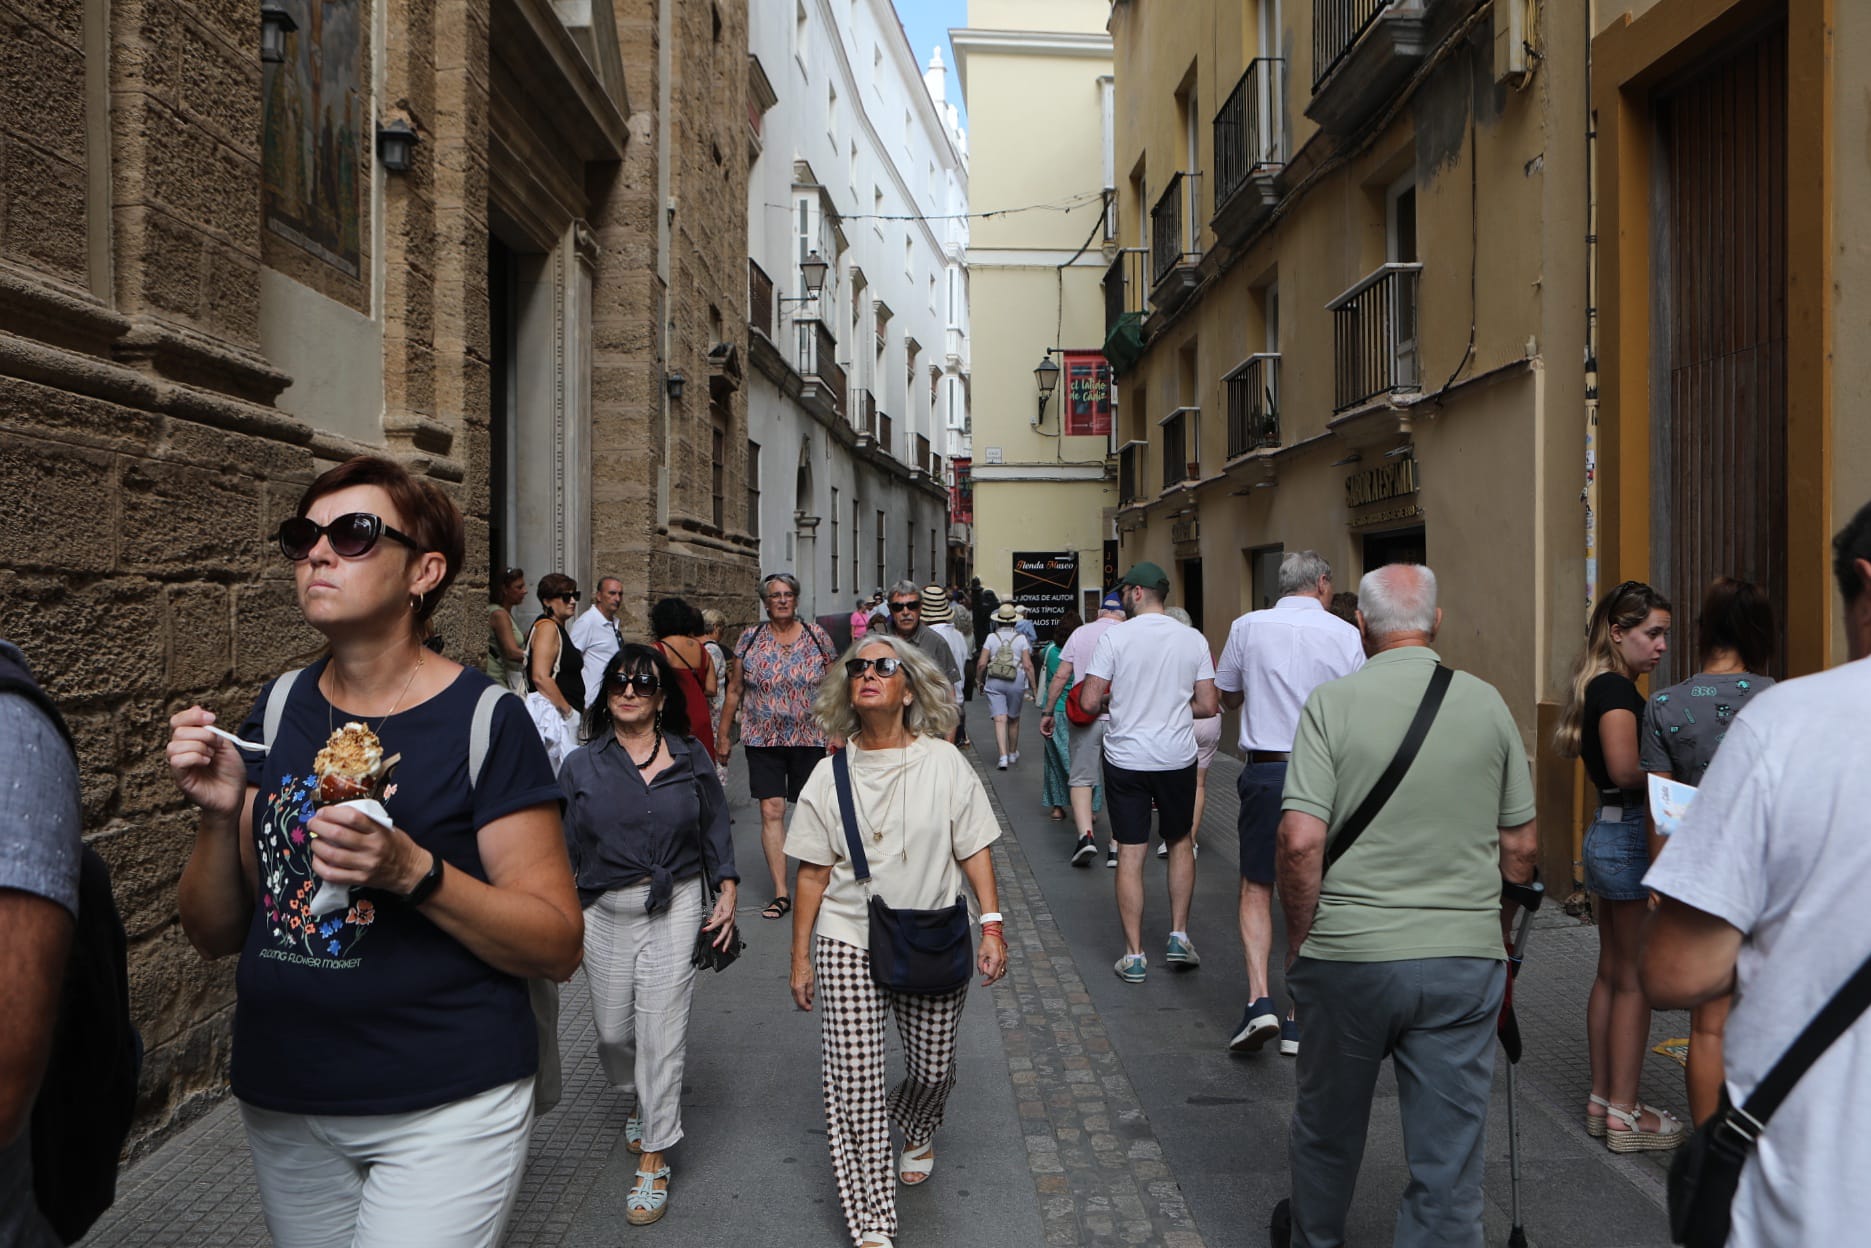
[785,636,1007,1248]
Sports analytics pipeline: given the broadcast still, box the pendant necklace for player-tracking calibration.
[327,652,425,740]
[855,735,910,843]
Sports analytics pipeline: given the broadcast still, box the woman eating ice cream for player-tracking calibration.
[164,455,582,1248]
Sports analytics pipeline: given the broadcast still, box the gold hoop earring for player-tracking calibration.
[412,591,425,615]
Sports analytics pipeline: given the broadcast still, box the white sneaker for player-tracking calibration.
[1009,751,1020,765]
[1105,847,1118,868]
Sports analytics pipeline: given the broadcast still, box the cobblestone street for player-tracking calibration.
[80,741,1681,1247]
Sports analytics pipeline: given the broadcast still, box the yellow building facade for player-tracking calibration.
[953,1,1119,618]
[1106,0,1591,884]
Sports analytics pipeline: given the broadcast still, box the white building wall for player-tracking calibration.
[746,0,970,617]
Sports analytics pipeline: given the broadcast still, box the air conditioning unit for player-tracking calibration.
[1494,0,1531,87]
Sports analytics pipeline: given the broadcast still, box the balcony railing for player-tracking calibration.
[876,409,893,456]
[1225,354,1282,457]
[749,258,774,339]
[796,319,847,415]
[1327,263,1421,412]
[853,387,875,437]
[1150,172,1201,285]
[913,432,933,476]
[1313,0,1392,89]
[1160,407,1198,489]
[1214,59,1288,212]
[1104,248,1148,343]
[1118,442,1146,504]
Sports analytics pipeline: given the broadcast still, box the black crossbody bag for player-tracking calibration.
[1321,665,1453,876]
[831,749,973,995]
[1668,947,1871,1245]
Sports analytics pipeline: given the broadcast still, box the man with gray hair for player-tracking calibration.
[881,579,963,692]
[568,575,625,709]
[1213,550,1363,1055]
[1269,563,1538,1248]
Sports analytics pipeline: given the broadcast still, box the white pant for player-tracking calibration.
[583,877,707,1153]
[239,1077,534,1248]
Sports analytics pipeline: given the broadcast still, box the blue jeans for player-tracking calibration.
[1582,807,1649,901]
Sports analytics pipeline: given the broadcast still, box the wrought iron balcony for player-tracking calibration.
[1225,354,1282,457]
[853,387,875,437]
[876,409,893,456]
[1214,59,1287,215]
[749,258,774,340]
[1118,441,1146,505]
[1314,0,1392,88]
[1102,248,1149,375]
[796,319,846,416]
[1150,172,1202,287]
[1308,1,1463,136]
[1327,263,1421,412]
[1160,407,1198,489]
[913,432,934,477]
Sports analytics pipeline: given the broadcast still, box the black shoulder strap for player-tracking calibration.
[1323,664,1453,876]
[1740,948,1871,1128]
[830,749,871,882]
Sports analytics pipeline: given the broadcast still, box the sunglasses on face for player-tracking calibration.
[557,592,582,603]
[889,601,920,613]
[846,656,905,679]
[609,672,661,696]
[277,513,420,562]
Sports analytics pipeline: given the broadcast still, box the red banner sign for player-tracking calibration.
[1062,352,1112,437]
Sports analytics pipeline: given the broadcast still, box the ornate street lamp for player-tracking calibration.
[259,1,297,64]
[664,370,687,402]
[1033,351,1061,423]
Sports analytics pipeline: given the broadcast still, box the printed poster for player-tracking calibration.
[263,0,364,278]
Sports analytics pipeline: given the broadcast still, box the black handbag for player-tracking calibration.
[692,919,745,972]
[1667,946,1871,1245]
[831,748,973,996]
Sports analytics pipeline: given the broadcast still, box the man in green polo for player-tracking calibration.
[1270,562,1538,1248]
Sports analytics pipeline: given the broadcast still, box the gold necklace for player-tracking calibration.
[853,737,911,843]
[327,652,426,740]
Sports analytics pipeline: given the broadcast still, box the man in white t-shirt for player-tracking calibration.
[1213,550,1365,1055]
[567,576,624,709]
[1078,563,1219,984]
[1641,499,1871,1248]
[1041,593,1126,867]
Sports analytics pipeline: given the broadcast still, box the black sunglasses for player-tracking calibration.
[846,656,905,679]
[556,591,582,603]
[277,513,420,562]
[608,671,661,696]
[889,600,920,612]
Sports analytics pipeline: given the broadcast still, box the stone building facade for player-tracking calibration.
[0,0,751,1150]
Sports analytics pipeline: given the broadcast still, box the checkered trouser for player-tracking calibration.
[814,935,968,1246]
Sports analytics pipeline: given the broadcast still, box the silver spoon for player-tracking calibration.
[205,724,268,754]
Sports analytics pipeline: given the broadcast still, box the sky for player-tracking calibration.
[892,0,970,128]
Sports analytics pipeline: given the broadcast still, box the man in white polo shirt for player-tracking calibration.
[1078,563,1219,984]
[1214,550,1364,1055]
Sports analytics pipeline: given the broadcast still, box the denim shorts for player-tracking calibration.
[1582,807,1649,901]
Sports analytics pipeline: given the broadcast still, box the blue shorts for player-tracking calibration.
[1582,807,1649,901]
[1235,761,1287,884]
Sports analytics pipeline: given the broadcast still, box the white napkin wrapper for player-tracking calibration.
[309,797,394,919]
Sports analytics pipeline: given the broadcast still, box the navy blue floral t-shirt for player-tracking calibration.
[233,659,563,1115]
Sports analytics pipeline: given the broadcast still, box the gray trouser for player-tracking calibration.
[1286,955,1505,1248]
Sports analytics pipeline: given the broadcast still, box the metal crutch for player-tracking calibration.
[1499,878,1546,1248]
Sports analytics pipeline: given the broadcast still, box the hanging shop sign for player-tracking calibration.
[1011,551,1080,639]
[1061,352,1113,437]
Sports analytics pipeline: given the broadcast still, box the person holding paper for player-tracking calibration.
[1641,577,1777,1124]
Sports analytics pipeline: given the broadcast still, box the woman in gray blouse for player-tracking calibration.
[559,644,740,1226]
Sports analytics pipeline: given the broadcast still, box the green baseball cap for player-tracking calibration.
[1119,561,1171,594]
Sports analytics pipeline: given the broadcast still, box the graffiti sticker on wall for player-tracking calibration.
[263,0,364,278]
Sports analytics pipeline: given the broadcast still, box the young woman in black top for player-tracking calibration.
[1556,580,1678,1153]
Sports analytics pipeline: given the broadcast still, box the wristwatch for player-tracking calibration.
[401,850,444,906]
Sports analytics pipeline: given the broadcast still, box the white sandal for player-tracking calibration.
[858,1236,894,1248]
[897,1140,935,1185]
[1605,1101,1686,1153]
[1585,1092,1612,1138]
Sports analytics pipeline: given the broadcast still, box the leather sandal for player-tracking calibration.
[858,1236,894,1248]
[625,1164,671,1225]
[1585,1092,1611,1139]
[625,1113,643,1154]
[898,1140,935,1185]
[1605,1101,1686,1153]
[761,896,791,920]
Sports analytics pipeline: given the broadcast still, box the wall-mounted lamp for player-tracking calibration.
[260,1,297,64]
[375,119,419,172]
[1033,350,1061,423]
[779,251,830,308]
[665,370,687,402]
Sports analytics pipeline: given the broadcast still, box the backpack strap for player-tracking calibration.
[468,683,516,792]
[262,667,306,751]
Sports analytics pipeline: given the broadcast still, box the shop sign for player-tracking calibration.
[1062,352,1113,436]
[1344,454,1419,509]
[1170,516,1199,546]
[1011,552,1080,638]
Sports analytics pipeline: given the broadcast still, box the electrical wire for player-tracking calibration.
[760,190,1105,224]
